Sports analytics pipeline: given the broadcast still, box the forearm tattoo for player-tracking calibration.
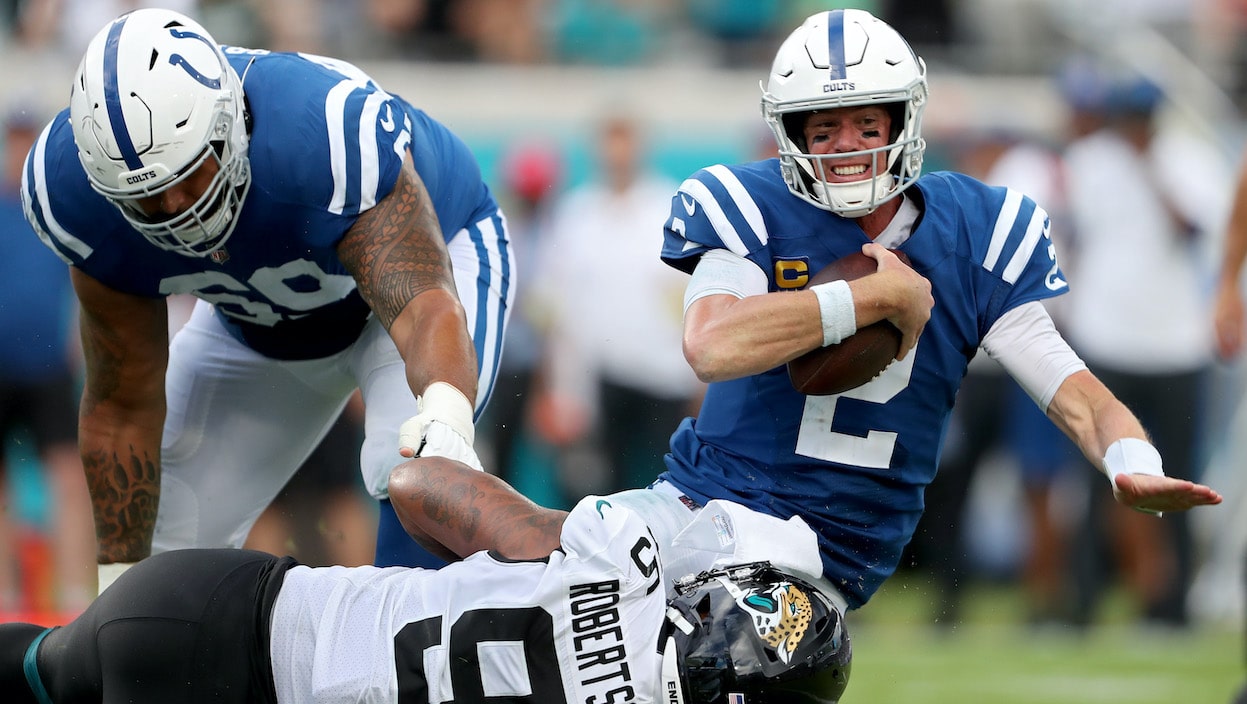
[82,447,159,562]
[76,302,167,562]
[338,164,454,329]
[414,470,564,558]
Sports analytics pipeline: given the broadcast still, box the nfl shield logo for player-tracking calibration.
[210,249,230,264]
[728,695,745,704]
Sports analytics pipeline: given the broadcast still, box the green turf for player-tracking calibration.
[838,577,1243,703]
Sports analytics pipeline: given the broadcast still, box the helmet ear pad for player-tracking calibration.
[781,112,808,152]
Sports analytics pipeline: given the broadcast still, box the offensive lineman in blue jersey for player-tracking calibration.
[652,9,1221,612]
[20,9,512,587]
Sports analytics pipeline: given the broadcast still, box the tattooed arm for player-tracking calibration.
[337,153,479,412]
[388,457,568,561]
[70,268,170,565]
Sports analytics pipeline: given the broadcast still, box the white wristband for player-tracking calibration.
[810,280,857,346]
[1102,438,1165,491]
[97,561,137,595]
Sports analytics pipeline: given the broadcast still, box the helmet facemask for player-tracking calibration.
[107,105,250,256]
[70,9,252,257]
[760,9,928,217]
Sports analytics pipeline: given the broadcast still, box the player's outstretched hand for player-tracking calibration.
[1112,472,1223,514]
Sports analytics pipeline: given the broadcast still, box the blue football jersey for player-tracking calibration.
[23,48,503,361]
[658,159,1067,608]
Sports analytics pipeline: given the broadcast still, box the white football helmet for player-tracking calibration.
[70,8,251,257]
[761,9,927,217]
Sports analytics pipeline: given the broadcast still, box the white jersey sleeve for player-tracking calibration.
[269,496,669,703]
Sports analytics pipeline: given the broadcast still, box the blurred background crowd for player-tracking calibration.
[2,0,1247,644]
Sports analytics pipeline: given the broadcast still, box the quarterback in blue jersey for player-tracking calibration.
[653,9,1221,611]
[20,9,513,585]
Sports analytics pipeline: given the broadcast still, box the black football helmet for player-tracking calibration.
[660,562,852,704]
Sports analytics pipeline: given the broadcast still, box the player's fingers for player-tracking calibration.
[861,242,896,269]
[1114,473,1222,511]
[896,325,922,360]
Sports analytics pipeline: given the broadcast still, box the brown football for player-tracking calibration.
[787,250,908,395]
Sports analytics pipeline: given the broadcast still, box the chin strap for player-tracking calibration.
[659,634,687,704]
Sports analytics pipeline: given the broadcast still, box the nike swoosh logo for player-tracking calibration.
[379,104,395,132]
[595,499,612,518]
[680,193,696,216]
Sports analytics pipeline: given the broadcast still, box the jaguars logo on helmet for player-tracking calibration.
[718,573,815,664]
[661,562,851,704]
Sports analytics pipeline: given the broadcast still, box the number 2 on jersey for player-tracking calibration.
[794,343,917,468]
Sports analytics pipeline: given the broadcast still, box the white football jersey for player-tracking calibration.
[269,496,668,703]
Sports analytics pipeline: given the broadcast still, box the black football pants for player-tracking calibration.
[1,549,291,703]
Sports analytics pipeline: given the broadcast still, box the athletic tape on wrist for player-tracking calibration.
[420,382,476,445]
[1102,438,1166,516]
[1101,437,1165,490]
[811,279,856,347]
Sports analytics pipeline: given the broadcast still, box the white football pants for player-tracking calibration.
[152,218,513,552]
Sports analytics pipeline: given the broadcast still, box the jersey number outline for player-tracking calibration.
[395,606,567,703]
[158,260,356,326]
[794,342,917,468]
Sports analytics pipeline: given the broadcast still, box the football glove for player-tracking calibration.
[399,382,482,471]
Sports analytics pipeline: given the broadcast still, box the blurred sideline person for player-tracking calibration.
[0,456,852,704]
[533,113,704,497]
[647,9,1221,623]
[1210,151,1247,704]
[1061,75,1228,627]
[20,8,513,585]
[474,140,563,489]
[911,129,1081,627]
[0,104,94,614]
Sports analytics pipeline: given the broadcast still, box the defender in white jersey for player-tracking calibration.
[20,9,514,577]
[650,9,1221,611]
[0,457,852,703]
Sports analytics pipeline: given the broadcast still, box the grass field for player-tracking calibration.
[839,576,1243,703]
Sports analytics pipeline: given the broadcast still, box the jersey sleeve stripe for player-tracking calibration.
[356,92,389,211]
[466,213,513,417]
[679,177,751,257]
[983,187,1023,272]
[1001,205,1049,285]
[325,80,352,214]
[325,79,368,215]
[23,124,92,262]
[705,165,771,248]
